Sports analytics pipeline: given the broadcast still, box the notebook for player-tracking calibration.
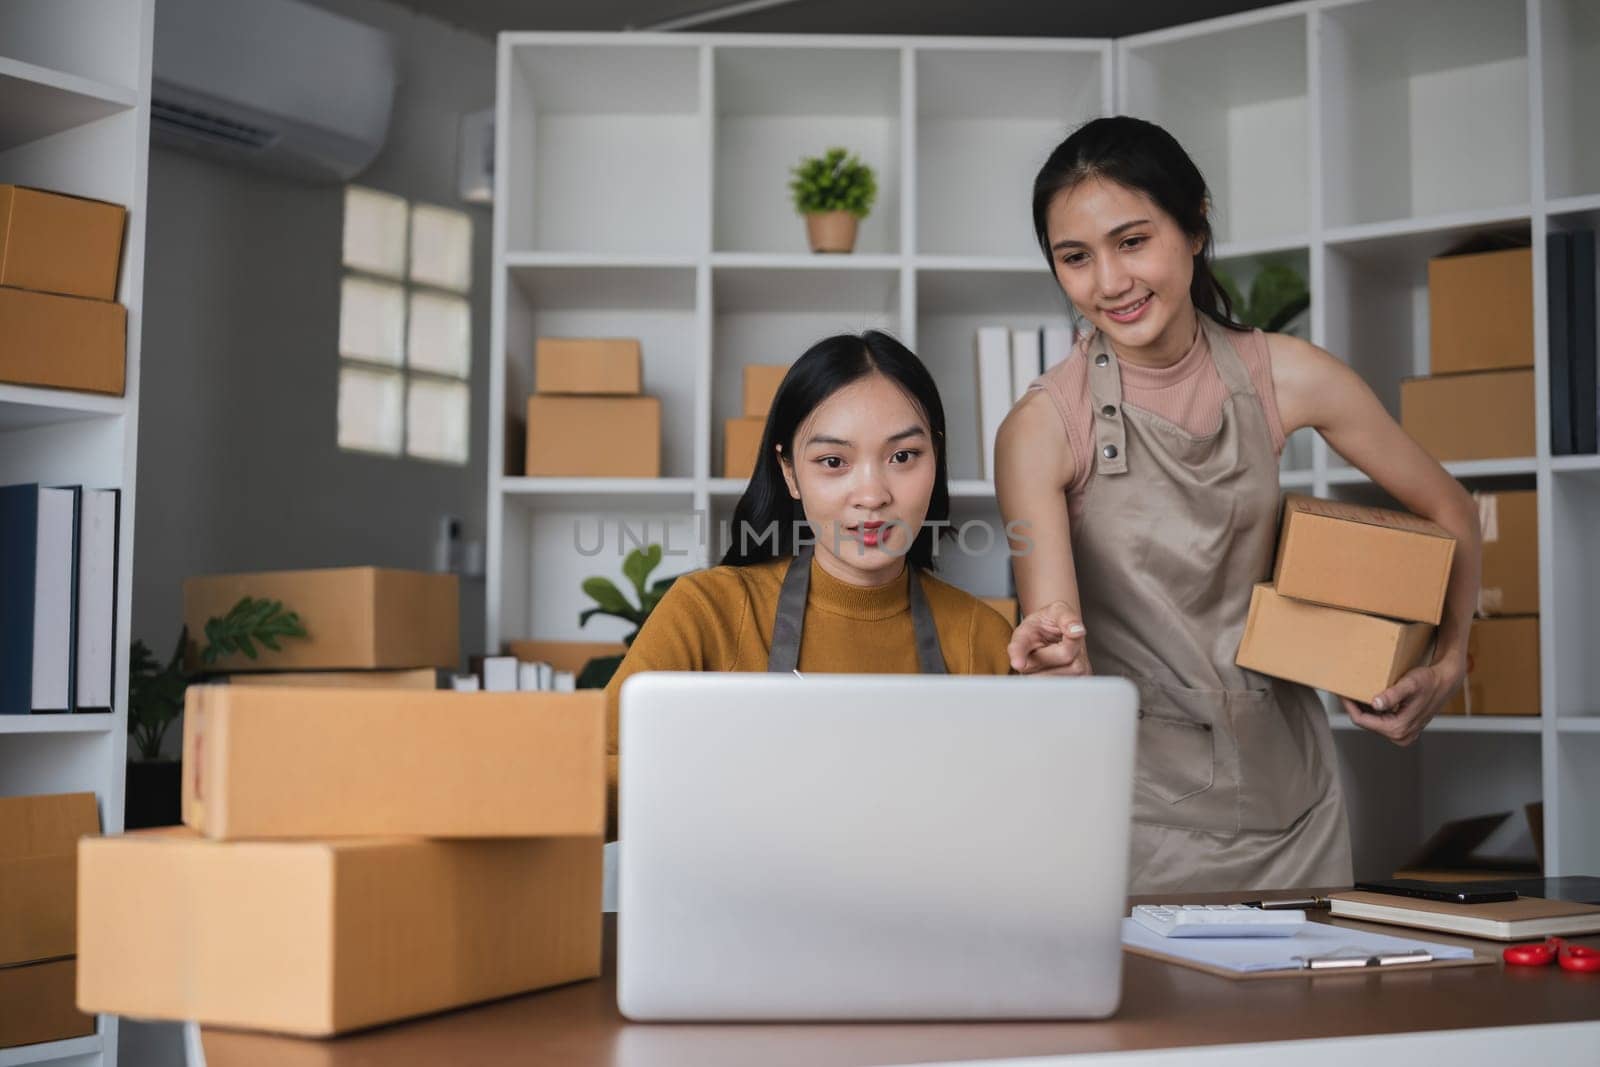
[1121,919,1483,980]
[1329,890,1600,941]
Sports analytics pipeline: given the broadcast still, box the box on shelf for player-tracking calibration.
[1427,247,1533,375]
[0,285,126,395]
[182,567,459,673]
[0,185,126,301]
[535,338,642,396]
[1236,584,1435,704]
[0,792,98,967]
[1476,490,1539,616]
[743,363,788,418]
[1441,616,1541,717]
[181,685,604,840]
[723,416,766,479]
[77,829,602,1036]
[1400,369,1534,462]
[216,667,440,689]
[525,395,660,478]
[1272,494,1456,625]
[983,597,1020,625]
[0,958,94,1050]
[504,640,625,675]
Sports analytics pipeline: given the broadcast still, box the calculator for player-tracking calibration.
[1131,903,1307,938]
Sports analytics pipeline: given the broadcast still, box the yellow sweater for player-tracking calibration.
[602,556,1015,839]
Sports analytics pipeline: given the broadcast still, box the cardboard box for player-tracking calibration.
[77,829,602,1036]
[983,597,1020,625]
[1442,616,1541,716]
[723,416,766,479]
[1477,490,1539,616]
[525,395,660,478]
[181,685,604,839]
[1401,369,1534,461]
[1273,494,1456,624]
[182,567,458,673]
[0,793,99,967]
[1428,247,1533,374]
[1,959,94,1049]
[217,668,439,690]
[0,185,126,300]
[743,363,788,417]
[535,338,642,395]
[1236,584,1435,703]
[0,285,126,395]
[504,639,626,674]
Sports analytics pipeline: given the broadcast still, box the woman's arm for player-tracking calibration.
[995,390,1091,675]
[1270,333,1481,746]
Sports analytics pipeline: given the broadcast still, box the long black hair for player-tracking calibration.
[721,331,950,571]
[1031,115,1244,329]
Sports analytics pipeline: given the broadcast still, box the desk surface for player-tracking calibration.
[199,899,1600,1067]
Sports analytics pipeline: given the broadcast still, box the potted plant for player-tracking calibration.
[125,597,307,829]
[1215,262,1310,336]
[573,545,680,689]
[790,146,877,254]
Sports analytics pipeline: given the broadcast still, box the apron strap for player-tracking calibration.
[1085,332,1130,477]
[1199,317,1255,397]
[767,545,947,675]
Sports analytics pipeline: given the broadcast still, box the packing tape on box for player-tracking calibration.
[1478,493,1500,543]
[1479,587,1504,616]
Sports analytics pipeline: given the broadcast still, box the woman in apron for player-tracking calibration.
[997,117,1482,893]
[603,330,1014,839]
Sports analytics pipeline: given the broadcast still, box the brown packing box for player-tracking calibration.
[1236,583,1435,703]
[217,667,439,689]
[0,185,126,300]
[535,338,642,395]
[181,685,604,840]
[1442,616,1541,716]
[77,829,602,1037]
[526,395,660,477]
[1477,490,1539,616]
[1273,494,1456,624]
[1,959,95,1050]
[743,363,788,418]
[0,286,126,395]
[182,567,458,673]
[504,639,626,674]
[1401,369,1534,462]
[0,793,99,967]
[1428,247,1533,374]
[983,597,1020,625]
[723,416,766,479]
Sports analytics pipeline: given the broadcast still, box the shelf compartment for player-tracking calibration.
[1542,0,1600,201]
[0,55,134,153]
[0,383,126,433]
[1551,472,1600,719]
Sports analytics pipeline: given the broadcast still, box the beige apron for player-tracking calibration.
[1071,318,1352,894]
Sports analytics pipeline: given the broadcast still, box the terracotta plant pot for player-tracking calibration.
[805,211,859,253]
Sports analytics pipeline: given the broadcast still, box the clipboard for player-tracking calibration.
[1121,919,1496,980]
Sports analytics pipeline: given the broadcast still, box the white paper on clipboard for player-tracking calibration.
[1120,919,1476,974]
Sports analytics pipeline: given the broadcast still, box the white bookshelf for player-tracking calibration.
[491,2,1599,880]
[0,2,152,1065]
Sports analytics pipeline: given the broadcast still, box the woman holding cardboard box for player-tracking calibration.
[602,331,1014,839]
[998,117,1481,893]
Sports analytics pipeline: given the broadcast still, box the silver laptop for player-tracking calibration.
[616,672,1138,1021]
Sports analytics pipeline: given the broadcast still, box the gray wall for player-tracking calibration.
[134,0,493,696]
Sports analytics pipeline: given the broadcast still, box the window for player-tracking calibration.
[338,187,472,464]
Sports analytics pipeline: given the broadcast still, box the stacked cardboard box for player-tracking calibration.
[1441,489,1541,716]
[0,185,128,395]
[1401,247,1535,461]
[0,793,99,1050]
[1237,496,1453,704]
[723,363,787,479]
[79,568,606,1034]
[526,339,660,477]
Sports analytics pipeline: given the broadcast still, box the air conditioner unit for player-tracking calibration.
[153,0,396,183]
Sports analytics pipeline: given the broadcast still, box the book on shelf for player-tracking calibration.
[1548,231,1574,456]
[1009,327,1042,403]
[974,327,1011,480]
[1043,324,1073,371]
[0,484,80,715]
[1572,229,1597,455]
[75,488,120,711]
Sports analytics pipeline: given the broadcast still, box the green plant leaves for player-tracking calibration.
[789,146,877,219]
[578,545,682,651]
[200,597,308,665]
[621,544,662,598]
[1213,262,1309,333]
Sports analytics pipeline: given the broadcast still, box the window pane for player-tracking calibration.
[407,291,470,378]
[343,186,408,278]
[406,378,469,464]
[409,203,472,292]
[338,366,404,455]
[339,277,405,366]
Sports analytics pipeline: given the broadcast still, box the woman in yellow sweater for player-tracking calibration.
[603,331,1015,837]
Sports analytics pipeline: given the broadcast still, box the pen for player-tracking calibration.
[1240,896,1332,910]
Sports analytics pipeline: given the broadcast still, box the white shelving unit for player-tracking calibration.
[491,1,1599,879]
[0,2,152,1065]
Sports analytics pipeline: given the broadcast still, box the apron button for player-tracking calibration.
[1095,353,1109,367]
[1101,404,1117,418]
[1103,444,1119,460]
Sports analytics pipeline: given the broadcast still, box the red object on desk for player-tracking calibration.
[1503,938,1600,973]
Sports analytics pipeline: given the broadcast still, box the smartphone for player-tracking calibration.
[1354,879,1519,905]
